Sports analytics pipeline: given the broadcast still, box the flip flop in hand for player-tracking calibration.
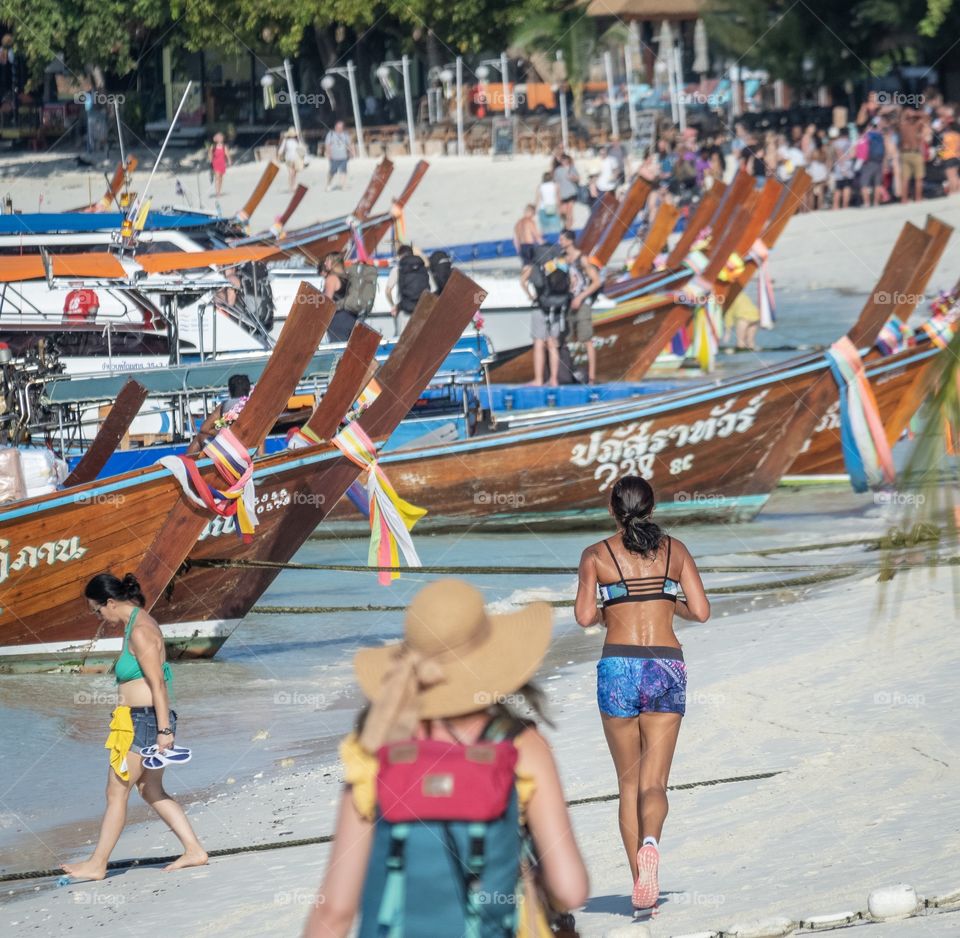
[139,745,192,770]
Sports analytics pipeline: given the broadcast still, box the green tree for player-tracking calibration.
[511,7,628,118]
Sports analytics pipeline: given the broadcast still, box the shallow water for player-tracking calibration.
[0,284,935,874]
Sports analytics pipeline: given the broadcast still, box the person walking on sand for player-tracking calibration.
[575,477,710,910]
[513,203,543,268]
[303,579,588,938]
[554,153,580,228]
[278,127,306,191]
[325,120,354,191]
[208,132,230,197]
[559,227,601,384]
[60,573,208,881]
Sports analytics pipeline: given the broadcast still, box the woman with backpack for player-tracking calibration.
[574,477,710,911]
[304,579,589,938]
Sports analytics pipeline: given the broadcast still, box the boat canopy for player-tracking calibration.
[0,253,129,282]
[41,349,344,405]
[0,212,219,235]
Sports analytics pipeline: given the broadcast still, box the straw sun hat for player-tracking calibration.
[354,580,553,731]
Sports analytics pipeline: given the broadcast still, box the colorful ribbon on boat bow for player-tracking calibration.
[920,315,955,349]
[161,427,258,542]
[332,421,425,584]
[286,425,324,450]
[748,239,776,330]
[875,316,910,356]
[824,336,895,492]
[678,274,721,372]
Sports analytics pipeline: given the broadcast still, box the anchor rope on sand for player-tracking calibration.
[1,772,782,884]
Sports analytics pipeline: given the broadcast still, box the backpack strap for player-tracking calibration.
[377,822,410,938]
[442,820,488,938]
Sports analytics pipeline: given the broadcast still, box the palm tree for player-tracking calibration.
[511,8,629,119]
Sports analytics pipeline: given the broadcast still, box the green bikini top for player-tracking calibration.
[115,607,173,686]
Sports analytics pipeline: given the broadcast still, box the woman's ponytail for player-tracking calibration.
[609,476,664,559]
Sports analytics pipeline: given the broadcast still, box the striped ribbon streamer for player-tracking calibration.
[825,336,896,492]
[270,217,285,239]
[680,274,721,372]
[349,220,372,263]
[920,315,955,349]
[161,427,258,541]
[748,239,776,330]
[331,421,426,585]
[875,316,910,356]
[286,425,324,450]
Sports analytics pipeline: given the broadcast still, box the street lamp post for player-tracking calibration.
[322,60,366,158]
[603,49,618,139]
[440,58,465,156]
[477,57,511,119]
[378,57,417,155]
[555,50,569,152]
[283,58,303,141]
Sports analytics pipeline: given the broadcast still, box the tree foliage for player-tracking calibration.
[705,0,960,89]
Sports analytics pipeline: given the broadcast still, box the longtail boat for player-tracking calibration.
[789,215,955,478]
[328,222,931,529]
[150,271,486,659]
[0,286,336,672]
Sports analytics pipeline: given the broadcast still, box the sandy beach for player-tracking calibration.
[1,491,958,936]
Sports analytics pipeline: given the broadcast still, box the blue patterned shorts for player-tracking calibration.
[597,645,686,717]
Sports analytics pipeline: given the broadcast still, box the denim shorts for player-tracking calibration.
[597,645,686,717]
[130,707,178,752]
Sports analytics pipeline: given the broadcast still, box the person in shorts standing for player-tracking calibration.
[521,245,569,387]
[278,127,305,191]
[899,105,928,203]
[554,153,580,228]
[513,203,543,268]
[858,118,886,206]
[830,127,856,210]
[325,120,354,191]
[559,228,601,384]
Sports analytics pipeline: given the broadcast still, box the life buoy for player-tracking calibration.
[63,289,100,321]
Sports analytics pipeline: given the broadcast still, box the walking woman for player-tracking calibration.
[304,579,588,937]
[60,573,207,880]
[320,251,357,343]
[208,131,230,197]
[575,477,709,910]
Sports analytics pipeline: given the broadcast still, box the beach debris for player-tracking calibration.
[798,910,860,930]
[926,886,960,909]
[251,730,269,741]
[280,758,295,768]
[867,883,919,920]
[721,916,795,937]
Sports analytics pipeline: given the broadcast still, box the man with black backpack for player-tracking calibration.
[521,242,571,386]
[386,244,430,334]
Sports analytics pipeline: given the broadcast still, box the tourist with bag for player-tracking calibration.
[521,243,572,386]
[303,579,589,938]
[386,244,431,334]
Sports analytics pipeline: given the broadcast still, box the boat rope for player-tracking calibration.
[1,772,781,884]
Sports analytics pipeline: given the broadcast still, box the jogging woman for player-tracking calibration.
[575,476,710,909]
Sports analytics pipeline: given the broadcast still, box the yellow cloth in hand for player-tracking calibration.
[104,706,134,781]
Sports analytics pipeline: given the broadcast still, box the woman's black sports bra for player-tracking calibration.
[598,536,680,606]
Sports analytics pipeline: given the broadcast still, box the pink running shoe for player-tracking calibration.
[632,844,660,909]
